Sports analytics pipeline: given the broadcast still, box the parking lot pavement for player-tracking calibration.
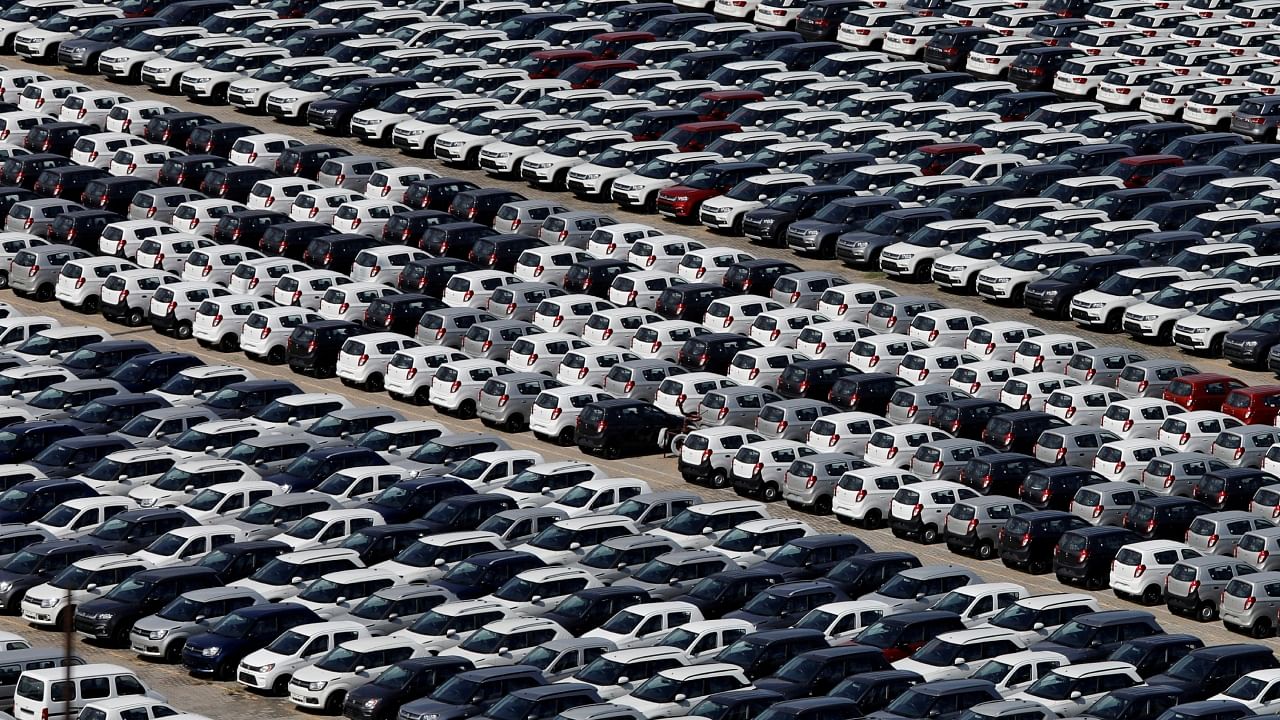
[0,285,1258,720]
[11,54,1276,385]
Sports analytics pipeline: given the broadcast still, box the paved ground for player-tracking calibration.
[0,53,1273,720]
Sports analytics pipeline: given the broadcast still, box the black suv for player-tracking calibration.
[576,399,682,458]
[185,122,260,157]
[655,283,734,321]
[275,143,352,179]
[982,411,1070,454]
[562,259,641,297]
[777,360,860,400]
[723,259,804,294]
[930,399,1012,440]
[364,294,444,335]
[678,333,762,374]
[75,565,221,645]
[1021,467,1106,511]
[1054,526,1144,589]
[307,77,420,133]
[144,111,219,149]
[398,258,479,296]
[828,373,912,415]
[287,320,368,377]
[997,510,1090,574]
[157,153,232,189]
[200,165,277,202]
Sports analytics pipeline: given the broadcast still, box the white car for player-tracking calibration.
[613,664,751,719]
[434,108,547,166]
[288,636,426,712]
[229,134,307,170]
[21,554,151,628]
[104,100,180,136]
[383,346,469,405]
[139,36,254,93]
[179,46,290,102]
[265,64,377,121]
[1109,539,1202,604]
[1173,289,1280,354]
[237,621,370,696]
[53,89,131,130]
[239,306,322,364]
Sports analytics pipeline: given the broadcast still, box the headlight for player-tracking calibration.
[491,151,511,158]
[1242,340,1260,348]
[149,629,167,640]
[1078,302,1105,309]
[307,680,328,691]
[850,241,869,248]
[1040,289,1059,298]
[260,663,275,672]
[578,172,601,179]
[191,77,210,84]
[96,612,113,620]
[402,129,425,136]
[1189,327,1209,334]
[1134,314,1157,321]
[363,699,382,709]
[670,195,689,202]
[421,714,440,720]
[39,597,56,608]
[0,582,13,593]
[138,497,157,507]
[202,646,221,657]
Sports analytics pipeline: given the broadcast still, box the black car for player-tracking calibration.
[2,154,74,189]
[1080,685,1183,720]
[835,208,953,268]
[307,77,420,133]
[922,27,995,70]
[959,453,1049,497]
[23,122,93,156]
[61,339,157,380]
[157,153,232,189]
[364,294,442,336]
[722,259,804,294]
[1115,230,1205,266]
[430,549,545,599]
[417,494,518,534]
[575,398,682,458]
[786,196,901,258]
[541,585,653,634]
[152,0,236,25]
[303,233,383,273]
[1025,254,1144,318]
[562,259,641,297]
[672,567,786,619]
[1021,467,1107,511]
[1114,122,1199,156]
[398,258,479,296]
[677,333,762,374]
[278,27,359,56]
[1034,610,1166,664]
[654,282,734,321]
[1108,634,1205,678]
[713,628,829,680]
[828,373,913,415]
[32,165,109,201]
[382,208,453,245]
[81,176,157,214]
[1124,496,1213,541]
[1054,525,1143,589]
[181,602,322,679]
[754,535,872,581]
[107,351,202,391]
[264,447,387,493]
[344,656,477,720]
[822,551,922,597]
[83,507,199,554]
[337,523,433,566]
[213,209,291,248]
[275,143,352,179]
[794,0,862,40]
[997,510,1091,574]
[200,165,277,202]
[143,111,219,148]
[46,209,123,251]
[57,17,165,70]
[469,234,546,271]
[402,177,481,212]
[361,476,470,524]
[420,221,491,258]
[27,434,133,479]
[930,399,1012,440]
[777,360,860,400]
[982,411,1070,454]
[0,429,88,471]
[846,611,966,663]
[185,122,260,157]
[1194,468,1275,511]
[829,671,924,717]
[73,565,221,645]
[757,646,891,699]
[1148,645,1280,702]
[448,188,527,225]
[259,221,332,260]
[194,539,291,583]
[0,539,98,613]
[742,185,856,247]
[1008,47,1082,90]
[202,379,302,419]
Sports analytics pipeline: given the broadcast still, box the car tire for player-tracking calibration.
[219,334,239,352]
[862,510,883,529]
[976,540,995,560]
[921,524,940,544]
[1140,585,1162,605]
[760,483,780,502]
[267,346,286,365]
[272,675,290,696]
[558,428,574,446]
[325,690,346,715]
[413,387,430,405]
[82,295,99,313]
[175,321,192,340]
[1197,602,1217,622]
[34,283,53,301]
[814,495,832,515]
[366,373,383,391]
[127,307,145,327]
[710,470,729,489]
[0,270,9,290]
[1253,617,1275,638]
[506,414,525,432]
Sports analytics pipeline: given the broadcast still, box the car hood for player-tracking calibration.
[836,231,893,244]
[752,678,804,698]
[1145,673,1194,691]
[309,98,358,113]
[1226,328,1280,345]
[397,699,480,720]
[60,39,112,53]
[1026,279,1082,293]
[1027,641,1094,663]
[787,220,847,235]
[78,596,134,617]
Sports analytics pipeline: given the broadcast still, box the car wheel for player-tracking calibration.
[82,295,99,313]
[814,495,832,515]
[976,540,995,560]
[558,428,574,446]
[1254,617,1275,638]
[0,270,9,290]
[164,640,183,663]
[1141,585,1163,606]
[218,334,239,352]
[266,346,286,365]
[175,321,193,340]
[272,675,291,696]
[1197,601,1217,622]
[760,483,781,502]
[921,524,940,544]
[709,469,729,489]
[365,373,383,392]
[1209,335,1224,357]
[1104,310,1122,332]
[506,414,526,432]
[324,690,346,715]
[413,387,431,405]
[34,283,53,301]
[457,400,476,419]
[127,307,145,327]
[862,509,883,529]
[1157,322,1174,344]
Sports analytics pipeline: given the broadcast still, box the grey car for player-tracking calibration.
[489,282,567,322]
[525,637,616,682]
[1115,359,1200,398]
[316,154,395,189]
[129,187,206,223]
[478,507,567,547]
[416,307,498,347]
[27,378,127,421]
[698,386,784,429]
[477,372,563,431]
[1186,511,1275,556]
[755,398,841,441]
[614,549,736,600]
[540,210,616,248]
[1070,481,1159,527]
[866,296,947,334]
[332,584,453,635]
[1221,570,1280,636]
[224,432,322,475]
[130,586,266,662]
[495,200,572,238]
[1165,555,1259,622]
[398,433,512,475]
[615,491,702,531]
[781,451,863,514]
[225,492,343,539]
[1033,427,1121,468]
[602,359,687,402]
[0,525,53,566]
[770,271,846,310]
[113,406,220,448]
[910,439,998,482]
[886,384,970,425]
[461,320,544,361]
[10,244,93,299]
[1230,95,1280,139]
[1141,452,1229,498]
[1211,425,1279,468]
[862,564,986,612]
[944,495,1036,560]
[576,534,682,584]
[6,199,84,237]
[1064,347,1150,386]
[966,701,1057,720]
[306,407,404,447]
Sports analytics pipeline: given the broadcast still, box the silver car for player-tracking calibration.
[332,584,453,635]
[910,438,998,483]
[615,491,701,531]
[1070,482,1159,527]
[1165,555,1259,623]
[755,398,840,441]
[488,283,565,322]
[1210,425,1279,468]
[862,564,985,613]
[478,507,567,547]
[316,154,394,189]
[113,406,220,448]
[129,187,206,223]
[614,549,735,600]
[525,637,617,682]
[6,198,83,237]
[223,432,321,475]
[602,359,687,402]
[130,586,266,661]
[1221,571,1280,636]
[698,386,783,429]
[1186,511,1275,556]
[1114,359,1200,398]
[781,451,864,514]
[576,534,682,584]
[866,296,947,334]
[10,243,92,300]
[477,372,563,431]
[1063,347,1149,386]
[541,210,616,248]
[461,319,543,361]
[944,495,1036,560]
[770,270,846,310]
[416,307,498,347]
[495,200,572,238]
[1033,426,1121,468]
[1141,452,1229,498]
[886,384,970,425]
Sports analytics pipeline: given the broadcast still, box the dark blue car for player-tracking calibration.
[182,602,321,678]
[264,446,387,493]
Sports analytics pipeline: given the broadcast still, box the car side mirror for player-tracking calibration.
[62,402,72,409]
[445,628,457,637]
[916,591,927,600]
[674,694,688,704]
[1238,312,1247,320]
[8,390,16,397]
[492,128,501,135]
[1132,288,1142,295]
[433,557,445,566]
[388,612,399,621]
[1036,264,1047,271]
[387,444,397,452]
[204,445,216,454]
[1071,196,1080,203]
[291,576,303,585]
[530,594,542,603]
[1202,264,1211,272]
[992,252,1002,259]
[887,151,897,158]
[752,544,763,553]
[335,596,347,605]
[617,676,630,685]
[1070,691,1082,700]
[954,657,966,666]
[355,665,367,675]
[1033,622,1045,630]
[287,416,298,425]
[569,541,581,550]
[670,171,679,178]
[702,526,714,534]
[1251,276,1261,284]
[1185,300,1195,308]
[85,583,97,592]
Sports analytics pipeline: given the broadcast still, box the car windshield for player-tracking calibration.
[989,602,1038,631]
[156,594,209,622]
[1084,693,1133,720]
[632,674,687,703]
[911,639,967,666]
[1003,249,1051,271]
[876,573,924,599]
[1044,618,1095,648]
[170,430,215,452]
[87,516,134,541]
[1199,298,1244,321]
[971,658,1014,684]
[186,489,226,512]
[315,647,368,673]
[103,576,153,603]
[884,690,935,718]
[0,549,40,574]
[955,237,1013,260]
[1027,672,1076,700]
[430,676,481,704]
[370,663,415,690]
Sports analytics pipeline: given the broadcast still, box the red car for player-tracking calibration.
[579,31,656,59]
[1106,154,1184,188]
[559,59,639,89]
[1222,385,1280,423]
[685,89,766,121]
[901,142,984,175]
[661,121,742,152]
[655,161,770,220]
[1164,372,1248,411]
[518,49,594,80]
